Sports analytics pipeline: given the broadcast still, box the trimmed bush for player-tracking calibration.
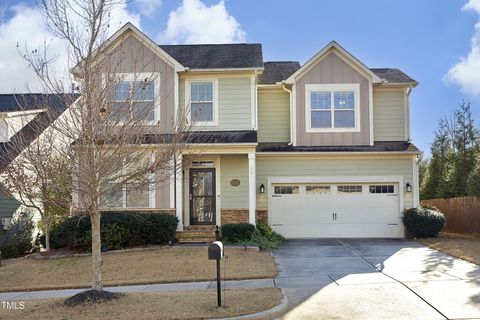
[402,207,445,238]
[222,223,284,250]
[48,212,178,252]
[221,223,255,242]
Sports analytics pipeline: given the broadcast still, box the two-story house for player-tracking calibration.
[78,23,421,240]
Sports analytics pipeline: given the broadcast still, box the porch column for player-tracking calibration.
[175,154,183,231]
[248,153,256,225]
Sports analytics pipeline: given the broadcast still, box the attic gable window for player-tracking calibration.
[305,83,360,133]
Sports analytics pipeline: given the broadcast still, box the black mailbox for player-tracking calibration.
[208,241,223,260]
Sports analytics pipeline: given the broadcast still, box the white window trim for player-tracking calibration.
[99,154,156,209]
[110,72,161,125]
[185,78,219,126]
[305,83,360,133]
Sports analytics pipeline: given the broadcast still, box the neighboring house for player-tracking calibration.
[80,23,420,241]
[0,94,77,243]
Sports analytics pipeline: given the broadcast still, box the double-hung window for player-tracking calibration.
[187,79,218,125]
[110,74,159,124]
[100,155,155,209]
[306,83,360,132]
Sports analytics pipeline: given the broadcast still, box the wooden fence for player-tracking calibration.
[421,196,480,236]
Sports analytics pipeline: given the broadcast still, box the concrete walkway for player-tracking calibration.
[0,278,275,301]
[275,239,480,320]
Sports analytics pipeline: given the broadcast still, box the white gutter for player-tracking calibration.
[281,82,293,146]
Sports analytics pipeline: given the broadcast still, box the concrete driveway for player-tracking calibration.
[274,239,480,320]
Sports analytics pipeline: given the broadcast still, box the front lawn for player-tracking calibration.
[0,246,277,292]
[418,234,480,265]
[0,288,282,320]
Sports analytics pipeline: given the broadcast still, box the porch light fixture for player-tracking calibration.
[406,183,412,193]
[259,184,265,194]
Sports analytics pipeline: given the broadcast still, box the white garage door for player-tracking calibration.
[269,183,401,238]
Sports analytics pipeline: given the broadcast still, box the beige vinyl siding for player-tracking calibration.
[295,50,371,146]
[258,89,290,142]
[220,155,248,208]
[256,156,414,210]
[373,89,406,141]
[179,76,252,131]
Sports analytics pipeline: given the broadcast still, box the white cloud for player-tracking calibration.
[445,0,480,96]
[134,0,162,17]
[159,0,246,44]
[0,2,141,94]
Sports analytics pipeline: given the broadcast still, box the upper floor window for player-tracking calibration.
[305,83,360,133]
[110,73,160,124]
[187,79,218,126]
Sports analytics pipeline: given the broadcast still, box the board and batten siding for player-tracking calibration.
[295,51,371,146]
[108,34,176,133]
[256,156,414,210]
[220,155,249,209]
[179,76,252,131]
[373,89,406,141]
[258,89,290,143]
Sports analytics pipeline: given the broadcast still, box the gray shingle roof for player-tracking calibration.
[159,43,263,69]
[258,61,301,84]
[0,94,78,169]
[0,94,77,113]
[370,68,417,84]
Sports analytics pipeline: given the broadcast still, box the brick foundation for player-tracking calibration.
[221,209,249,225]
[256,209,268,224]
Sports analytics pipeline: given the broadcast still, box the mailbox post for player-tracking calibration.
[208,241,224,307]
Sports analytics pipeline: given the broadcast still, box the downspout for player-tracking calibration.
[281,81,293,146]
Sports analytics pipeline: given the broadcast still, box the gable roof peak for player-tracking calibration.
[285,40,383,84]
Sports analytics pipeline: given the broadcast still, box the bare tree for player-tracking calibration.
[6,0,194,296]
[0,95,73,253]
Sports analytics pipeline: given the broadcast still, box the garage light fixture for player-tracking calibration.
[259,184,265,194]
[406,183,412,193]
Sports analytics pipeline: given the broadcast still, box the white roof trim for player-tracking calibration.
[285,41,382,84]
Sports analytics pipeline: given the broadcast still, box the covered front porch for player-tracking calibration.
[173,145,258,241]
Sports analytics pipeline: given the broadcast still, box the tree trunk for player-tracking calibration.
[90,210,103,291]
[44,218,51,253]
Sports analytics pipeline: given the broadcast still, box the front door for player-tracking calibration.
[189,168,216,225]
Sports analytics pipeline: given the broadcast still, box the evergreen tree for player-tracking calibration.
[450,101,478,196]
[422,119,452,199]
[418,155,429,199]
[467,161,480,196]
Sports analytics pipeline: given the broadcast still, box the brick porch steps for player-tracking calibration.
[176,225,217,243]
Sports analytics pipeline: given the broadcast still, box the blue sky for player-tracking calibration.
[1,0,480,155]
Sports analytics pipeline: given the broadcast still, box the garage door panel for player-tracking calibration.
[270,182,401,238]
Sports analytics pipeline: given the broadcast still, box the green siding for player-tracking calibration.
[258,89,290,143]
[180,77,252,131]
[0,189,20,219]
[373,90,406,141]
[256,157,414,209]
[220,155,248,208]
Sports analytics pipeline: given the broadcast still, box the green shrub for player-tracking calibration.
[402,207,445,238]
[49,212,178,252]
[256,223,273,238]
[0,214,35,259]
[222,223,283,250]
[221,223,255,242]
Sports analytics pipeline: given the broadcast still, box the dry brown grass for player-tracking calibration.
[0,288,282,320]
[0,247,277,292]
[418,233,480,265]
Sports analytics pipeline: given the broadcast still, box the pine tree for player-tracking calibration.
[450,101,478,196]
[422,119,452,199]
